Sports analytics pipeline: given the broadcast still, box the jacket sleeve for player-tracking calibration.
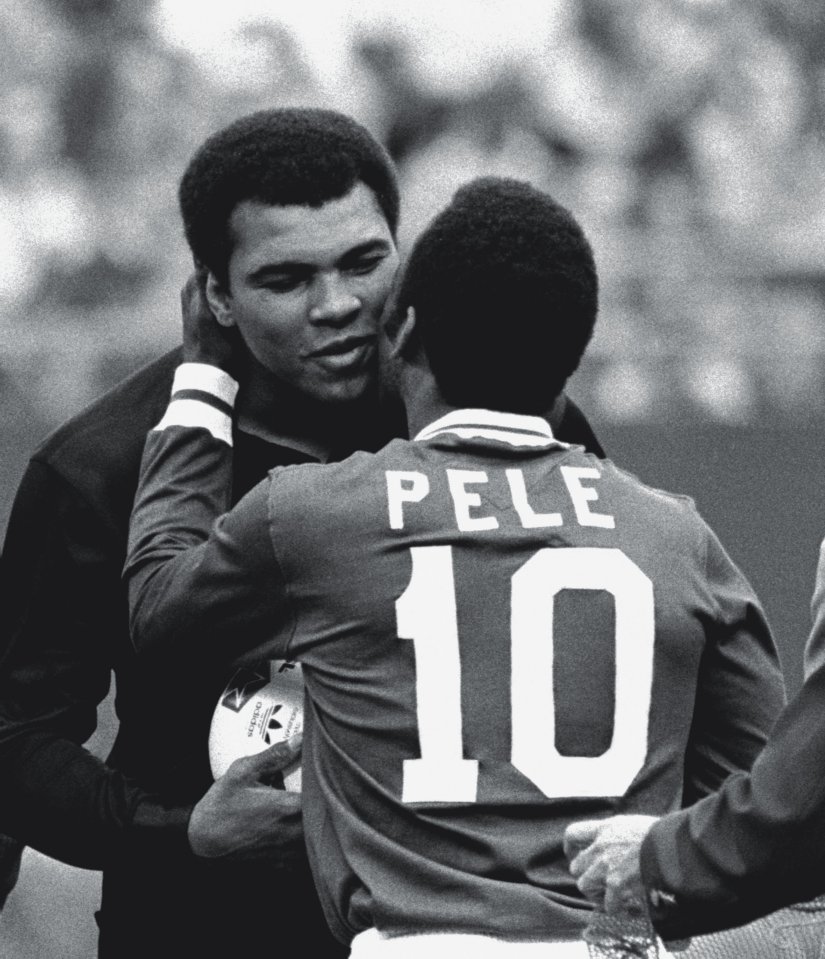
[0,459,191,869]
[125,364,291,665]
[641,542,825,939]
[680,528,786,806]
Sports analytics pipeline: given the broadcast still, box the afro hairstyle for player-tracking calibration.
[392,177,598,415]
[179,108,400,285]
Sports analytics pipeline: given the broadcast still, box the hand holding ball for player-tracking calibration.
[209,660,304,791]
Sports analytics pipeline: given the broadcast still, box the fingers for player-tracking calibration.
[180,269,211,315]
[180,269,207,309]
[565,819,617,908]
[179,266,240,368]
[564,820,605,902]
[568,836,602,883]
[575,863,607,908]
[563,820,602,861]
[254,785,302,818]
[566,816,655,918]
[569,841,607,908]
[188,775,304,860]
[259,732,303,770]
[270,790,303,820]
[227,734,303,781]
[603,879,645,918]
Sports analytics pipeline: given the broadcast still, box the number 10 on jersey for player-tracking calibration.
[396,545,655,803]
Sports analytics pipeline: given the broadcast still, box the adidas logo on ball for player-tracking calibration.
[209,660,304,791]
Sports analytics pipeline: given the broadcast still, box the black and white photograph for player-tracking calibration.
[2,2,825,957]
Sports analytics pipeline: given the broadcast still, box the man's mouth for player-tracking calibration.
[309,335,376,372]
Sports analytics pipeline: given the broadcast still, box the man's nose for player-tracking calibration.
[308,274,361,324]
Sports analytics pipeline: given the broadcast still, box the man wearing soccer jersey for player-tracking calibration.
[124,178,785,956]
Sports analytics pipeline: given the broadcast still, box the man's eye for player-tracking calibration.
[345,255,385,276]
[262,276,306,292]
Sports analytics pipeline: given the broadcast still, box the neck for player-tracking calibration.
[235,353,382,459]
[398,366,561,440]
[399,371,463,440]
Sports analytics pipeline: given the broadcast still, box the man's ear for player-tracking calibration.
[391,305,418,358]
[205,272,235,328]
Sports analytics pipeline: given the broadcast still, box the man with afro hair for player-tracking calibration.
[0,111,604,958]
[179,108,400,287]
[123,177,783,957]
[388,176,597,416]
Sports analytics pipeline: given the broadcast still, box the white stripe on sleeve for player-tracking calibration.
[154,398,233,445]
[171,363,239,406]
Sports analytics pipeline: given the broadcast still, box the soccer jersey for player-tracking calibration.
[126,370,785,945]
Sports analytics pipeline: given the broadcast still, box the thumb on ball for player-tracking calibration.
[255,733,303,773]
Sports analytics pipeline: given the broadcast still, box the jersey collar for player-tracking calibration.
[414,409,570,449]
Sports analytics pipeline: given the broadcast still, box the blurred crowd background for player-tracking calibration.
[2,0,825,956]
[4,0,825,460]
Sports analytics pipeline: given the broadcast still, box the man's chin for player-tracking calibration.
[312,373,376,407]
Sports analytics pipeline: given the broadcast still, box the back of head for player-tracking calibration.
[179,108,400,284]
[394,177,598,415]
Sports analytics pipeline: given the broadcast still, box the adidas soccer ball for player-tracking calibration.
[208,659,304,791]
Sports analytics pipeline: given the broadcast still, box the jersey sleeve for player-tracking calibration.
[125,364,292,663]
[641,544,825,940]
[680,527,786,805]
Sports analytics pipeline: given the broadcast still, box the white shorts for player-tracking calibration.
[350,929,590,958]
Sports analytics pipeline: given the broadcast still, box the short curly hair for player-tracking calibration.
[179,108,400,285]
[392,177,598,415]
